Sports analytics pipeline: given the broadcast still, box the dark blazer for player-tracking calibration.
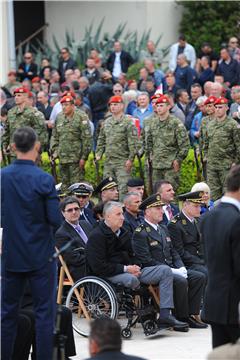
[58,57,77,82]
[167,212,204,267]
[17,62,38,81]
[85,350,146,360]
[86,221,135,278]
[106,51,134,74]
[200,202,240,325]
[161,203,179,225]
[55,220,92,281]
[132,221,184,269]
[1,159,62,272]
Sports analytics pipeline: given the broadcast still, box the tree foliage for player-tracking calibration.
[177,1,240,52]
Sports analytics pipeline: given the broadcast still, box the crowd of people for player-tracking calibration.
[1,33,240,360]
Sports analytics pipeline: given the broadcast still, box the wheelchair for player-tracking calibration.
[65,275,163,338]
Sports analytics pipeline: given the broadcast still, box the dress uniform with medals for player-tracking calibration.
[167,191,208,280]
[132,194,207,329]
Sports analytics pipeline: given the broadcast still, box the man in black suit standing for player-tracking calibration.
[106,41,134,80]
[17,52,38,81]
[200,165,240,348]
[86,318,146,360]
[55,196,92,281]
[154,180,179,225]
[58,48,77,83]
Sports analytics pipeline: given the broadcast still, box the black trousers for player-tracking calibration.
[211,323,240,348]
[173,269,205,319]
[12,306,76,360]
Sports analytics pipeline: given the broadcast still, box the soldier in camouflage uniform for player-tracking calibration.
[96,95,140,199]
[2,87,47,161]
[50,95,92,191]
[145,95,189,191]
[204,97,240,200]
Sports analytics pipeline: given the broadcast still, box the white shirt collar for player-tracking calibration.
[221,196,240,211]
[182,209,195,223]
[145,219,158,231]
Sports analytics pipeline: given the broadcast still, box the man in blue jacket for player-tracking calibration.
[1,126,62,360]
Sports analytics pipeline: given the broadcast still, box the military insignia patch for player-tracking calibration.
[135,227,142,232]
[146,227,151,233]
[182,219,187,225]
[150,241,158,246]
[166,237,171,242]
[171,218,177,223]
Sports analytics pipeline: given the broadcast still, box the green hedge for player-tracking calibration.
[41,149,200,194]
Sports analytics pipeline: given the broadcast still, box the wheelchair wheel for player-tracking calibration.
[66,276,118,337]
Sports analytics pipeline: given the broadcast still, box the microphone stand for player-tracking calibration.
[52,305,66,360]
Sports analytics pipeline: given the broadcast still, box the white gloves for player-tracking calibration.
[171,267,188,278]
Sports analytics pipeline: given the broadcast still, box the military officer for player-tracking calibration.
[145,95,189,191]
[95,95,140,199]
[167,191,208,280]
[132,193,207,329]
[203,97,240,200]
[2,87,47,161]
[50,95,92,192]
[94,177,119,203]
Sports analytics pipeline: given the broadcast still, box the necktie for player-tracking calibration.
[166,205,173,220]
[74,224,88,244]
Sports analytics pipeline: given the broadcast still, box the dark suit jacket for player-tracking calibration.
[123,211,144,234]
[85,350,146,360]
[58,57,77,82]
[80,208,97,226]
[106,51,134,74]
[161,203,179,225]
[17,62,38,81]
[55,220,92,281]
[1,159,62,272]
[86,221,135,277]
[200,202,240,325]
[132,221,183,269]
[167,212,204,267]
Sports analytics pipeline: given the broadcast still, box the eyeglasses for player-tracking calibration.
[64,207,80,213]
[61,51,68,54]
[24,57,32,60]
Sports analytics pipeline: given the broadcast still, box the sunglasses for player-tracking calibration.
[64,207,80,213]
[61,51,68,54]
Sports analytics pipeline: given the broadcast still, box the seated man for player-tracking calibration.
[168,191,208,279]
[153,180,179,225]
[68,182,96,225]
[55,196,92,281]
[86,200,188,330]
[132,194,207,330]
[127,178,145,200]
[123,192,144,234]
[94,177,119,203]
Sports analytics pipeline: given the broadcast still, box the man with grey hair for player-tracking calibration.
[86,201,188,330]
[174,54,194,93]
[123,192,143,234]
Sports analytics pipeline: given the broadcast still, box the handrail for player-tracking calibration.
[15,23,49,50]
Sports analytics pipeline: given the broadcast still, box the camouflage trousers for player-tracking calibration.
[59,162,84,192]
[104,161,131,200]
[152,168,180,192]
[207,166,230,201]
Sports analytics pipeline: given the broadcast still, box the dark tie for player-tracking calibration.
[74,224,88,244]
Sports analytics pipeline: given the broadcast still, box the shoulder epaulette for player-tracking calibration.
[135,223,145,233]
[170,214,181,224]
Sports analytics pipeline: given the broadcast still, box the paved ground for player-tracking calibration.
[72,325,212,360]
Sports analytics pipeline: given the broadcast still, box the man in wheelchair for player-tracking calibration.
[86,200,188,333]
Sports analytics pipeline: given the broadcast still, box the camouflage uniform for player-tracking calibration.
[145,114,189,190]
[96,115,140,198]
[50,110,92,191]
[141,113,157,193]
[204,116,240,200]
[2,105,47,161]
[199,115,215,157]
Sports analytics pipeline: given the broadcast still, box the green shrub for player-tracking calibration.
[40,149,199,194]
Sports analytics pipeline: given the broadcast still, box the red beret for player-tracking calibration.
[32,77,40,83]
[109,95,123,104]
[151,93,162,101]
[8,70,16,76]
[204,96,217,105]
[155,95,170,105]
[60,95,74,104]
[214,97,228,105]
[13,87,29,94]
[62,90,76,98]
